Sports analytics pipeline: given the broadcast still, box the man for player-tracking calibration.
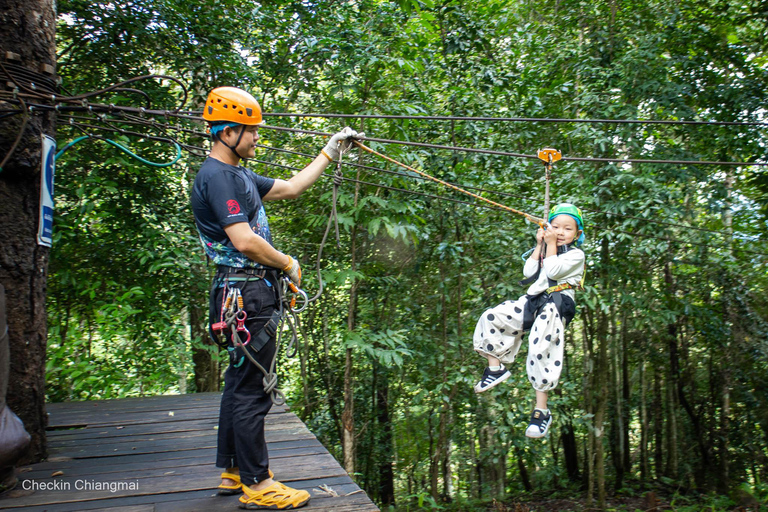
[191,86,359,509]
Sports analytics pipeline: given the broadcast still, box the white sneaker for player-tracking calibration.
[474,367,511,393]
[525,408,553,438]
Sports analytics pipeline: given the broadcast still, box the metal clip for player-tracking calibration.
[234,310,251,346]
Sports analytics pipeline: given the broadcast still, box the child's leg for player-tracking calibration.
[524,301,565,437]
[525,301,566,392]
[472,297,527,392]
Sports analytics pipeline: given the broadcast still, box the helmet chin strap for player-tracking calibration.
[214,125,248,160]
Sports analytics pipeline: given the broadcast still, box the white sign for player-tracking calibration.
[37,135,56,247]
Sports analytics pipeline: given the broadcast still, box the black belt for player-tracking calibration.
[216,265,264,276]
[215,265,281,282]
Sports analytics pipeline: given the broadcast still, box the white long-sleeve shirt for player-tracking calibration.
[523,247,585,301]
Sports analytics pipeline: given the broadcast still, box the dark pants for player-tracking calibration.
[211,276,278,485]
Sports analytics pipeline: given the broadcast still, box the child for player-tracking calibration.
[472,203,585,438]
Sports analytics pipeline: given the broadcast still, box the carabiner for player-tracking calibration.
[233,309,251,346]
[291,287,308,314]
[282,278,308,314]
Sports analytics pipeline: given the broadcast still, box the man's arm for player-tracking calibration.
[224,222,290,269]
[263,153,330,201]
[263,127,362,201]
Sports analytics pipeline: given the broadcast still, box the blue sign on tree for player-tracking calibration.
[38,135,56,247]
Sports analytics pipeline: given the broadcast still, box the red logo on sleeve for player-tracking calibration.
[227,200,241,215]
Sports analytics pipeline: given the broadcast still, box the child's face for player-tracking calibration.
[550,214,581,246]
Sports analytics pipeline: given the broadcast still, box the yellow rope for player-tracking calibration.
[353,140,548,228]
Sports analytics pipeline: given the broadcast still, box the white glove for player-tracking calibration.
[321,126,365,161]
[282,255,302,287]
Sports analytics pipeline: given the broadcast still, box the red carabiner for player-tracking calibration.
[233,310,251,346]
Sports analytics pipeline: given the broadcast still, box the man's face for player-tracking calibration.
[225,125,260,159]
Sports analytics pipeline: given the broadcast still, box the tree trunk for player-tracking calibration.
[594,238,611,509]
[431,260,450,502]
[653,368,664,479]
[342,343,355,474]
[514,445,532,491]
[191,301,218,392]
[582,314,595,506]
[640,359,649,484]
[562,421,580,482]
[342,165,363,476]
[611,302,624,491]
[665,369,678,479]
[376,366,395,506]
[0,0,57,464]
[621,315,631,474]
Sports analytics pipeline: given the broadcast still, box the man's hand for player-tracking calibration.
[322,126,365,161]
[282,255,302,287]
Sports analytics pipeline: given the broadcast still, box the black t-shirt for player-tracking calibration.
[190,157,275,268]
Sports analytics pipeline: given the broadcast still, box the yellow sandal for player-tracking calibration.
[218,472,242,495]
[219,470,275,496]
[238,480,310,510]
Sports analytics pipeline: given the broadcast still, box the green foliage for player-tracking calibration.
[48,0,768,509]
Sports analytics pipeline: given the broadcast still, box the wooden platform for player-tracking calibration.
[0,392,378,511]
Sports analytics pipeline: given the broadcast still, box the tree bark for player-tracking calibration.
[342,164,363,476]
[595,238,611,509]
[582,313,595,506]
[376,365,395,506]
[653,367,664,479]
[640,359,649,484]
[0,0,57,464]
[190,301,218,392]
[611,302,625,491]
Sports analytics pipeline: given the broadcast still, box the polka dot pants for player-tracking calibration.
[473,295,565,392]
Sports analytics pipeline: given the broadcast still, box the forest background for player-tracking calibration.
[41,0,768,510]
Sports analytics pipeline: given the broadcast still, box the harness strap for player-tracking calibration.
[518,243,572,287]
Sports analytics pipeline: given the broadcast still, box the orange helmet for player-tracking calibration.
[203,86,263,125]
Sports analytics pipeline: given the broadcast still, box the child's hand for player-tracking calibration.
[543,225,558,245]
[536,228,546,243]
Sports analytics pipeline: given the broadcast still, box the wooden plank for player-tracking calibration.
[47,413,302,443]
[153,491,379,512]
[46,393,223,414]
[47,398,289,429]
[20,438,327,476]
[4,476,376,512]
[20,443,330,480]
[0,393,377,512]
[3,454,353,508]
[45,394,287,419]
[47,416,302,447]
[48,407,292,430]
[48,425,316,459]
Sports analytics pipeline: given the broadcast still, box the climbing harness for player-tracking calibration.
[210,268,308,405]
[352,140,549,229]
[518,244,584,330]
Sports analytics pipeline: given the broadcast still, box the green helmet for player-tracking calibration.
[549,203,585,245]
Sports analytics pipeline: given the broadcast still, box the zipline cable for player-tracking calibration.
[260,124,768,167]
[256,142,749,239]
[259,112,768,127]
[0,98,29,174]
[348,140,548,227]
[252,158,766,258]
[7,98,765,166]
[55,114,764,243]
